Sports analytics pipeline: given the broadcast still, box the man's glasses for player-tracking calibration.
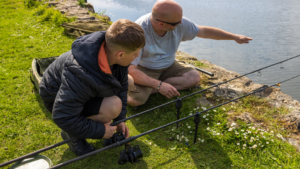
[156,19,181,26]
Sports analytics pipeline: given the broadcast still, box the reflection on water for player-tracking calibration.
[89,0,300,101]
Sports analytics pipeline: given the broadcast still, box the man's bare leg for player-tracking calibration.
[151,70,200,94]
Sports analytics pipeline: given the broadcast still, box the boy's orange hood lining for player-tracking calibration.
[98,41,112,74]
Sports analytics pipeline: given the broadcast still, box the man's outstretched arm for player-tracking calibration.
[197,26,252,44]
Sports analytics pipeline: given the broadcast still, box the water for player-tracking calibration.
[89,0,300,101]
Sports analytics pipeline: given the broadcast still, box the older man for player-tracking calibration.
[128,0,252,106]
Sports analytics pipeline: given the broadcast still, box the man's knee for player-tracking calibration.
[127,95,144,107]
[128,74,134,92]
[101,96,122,119]
[184,70,201,86]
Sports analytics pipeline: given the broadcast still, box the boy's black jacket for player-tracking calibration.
[39,31,128,139]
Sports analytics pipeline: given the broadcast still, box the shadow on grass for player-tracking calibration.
[31,85,53,121]
[126,88,232,168]
[55,139,150,169]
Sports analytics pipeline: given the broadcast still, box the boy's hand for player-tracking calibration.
[103,122,117,139]
[116,122,130,139]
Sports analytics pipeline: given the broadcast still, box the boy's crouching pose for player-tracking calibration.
[39,19,145,156]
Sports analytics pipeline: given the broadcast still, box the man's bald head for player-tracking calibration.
[152,0,182,22]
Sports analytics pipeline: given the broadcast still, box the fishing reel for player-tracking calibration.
[118,144,143,165]
[103,130,126,147]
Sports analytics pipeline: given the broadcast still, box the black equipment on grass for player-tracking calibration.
[111,54,300,126]
[103,130,126,147]
[118,144,143,165]
[1,55,300,168]
[48,74,300,168]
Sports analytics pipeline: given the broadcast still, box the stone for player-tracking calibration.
[196,97,212,107]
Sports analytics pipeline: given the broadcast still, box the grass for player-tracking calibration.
[1,0,300,168]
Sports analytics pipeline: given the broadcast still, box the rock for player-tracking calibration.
[45,1,59,7]
[176,51,197,61]
[196,97,212,107]
[235,112,256,123]
[85,3,95,13]
[286,138,300,151]
[99,15,111,22]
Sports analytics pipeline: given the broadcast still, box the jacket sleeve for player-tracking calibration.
[113,68,128,123]
[52,68,105,139]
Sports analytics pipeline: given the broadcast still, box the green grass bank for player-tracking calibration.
[1,0,300,168]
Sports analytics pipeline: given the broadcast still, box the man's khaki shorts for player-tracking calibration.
[128,60,195,104]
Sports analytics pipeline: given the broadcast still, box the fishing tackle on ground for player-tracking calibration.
[1,54,299,168]
[48,74,300,169]
[111,54,300,126]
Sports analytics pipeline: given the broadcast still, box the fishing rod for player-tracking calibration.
[111,54,300,126]
[49,74,300,169]
[0,138,75,167]
[1,55,299,168]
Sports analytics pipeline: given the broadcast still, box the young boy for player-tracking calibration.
[39,19,145,156]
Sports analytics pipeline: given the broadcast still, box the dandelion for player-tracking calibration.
[207,127,210,131]
[237,143,240,145]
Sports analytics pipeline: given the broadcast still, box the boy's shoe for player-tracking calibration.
[61,131,96,156]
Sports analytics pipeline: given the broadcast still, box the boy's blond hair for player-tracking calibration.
[105,19,145,52]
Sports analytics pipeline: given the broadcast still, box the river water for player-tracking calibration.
[89,0,300,101]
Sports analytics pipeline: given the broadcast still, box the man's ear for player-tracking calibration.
[158,22,164,28]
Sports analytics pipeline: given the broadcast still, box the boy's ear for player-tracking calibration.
[116,51,126,60]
